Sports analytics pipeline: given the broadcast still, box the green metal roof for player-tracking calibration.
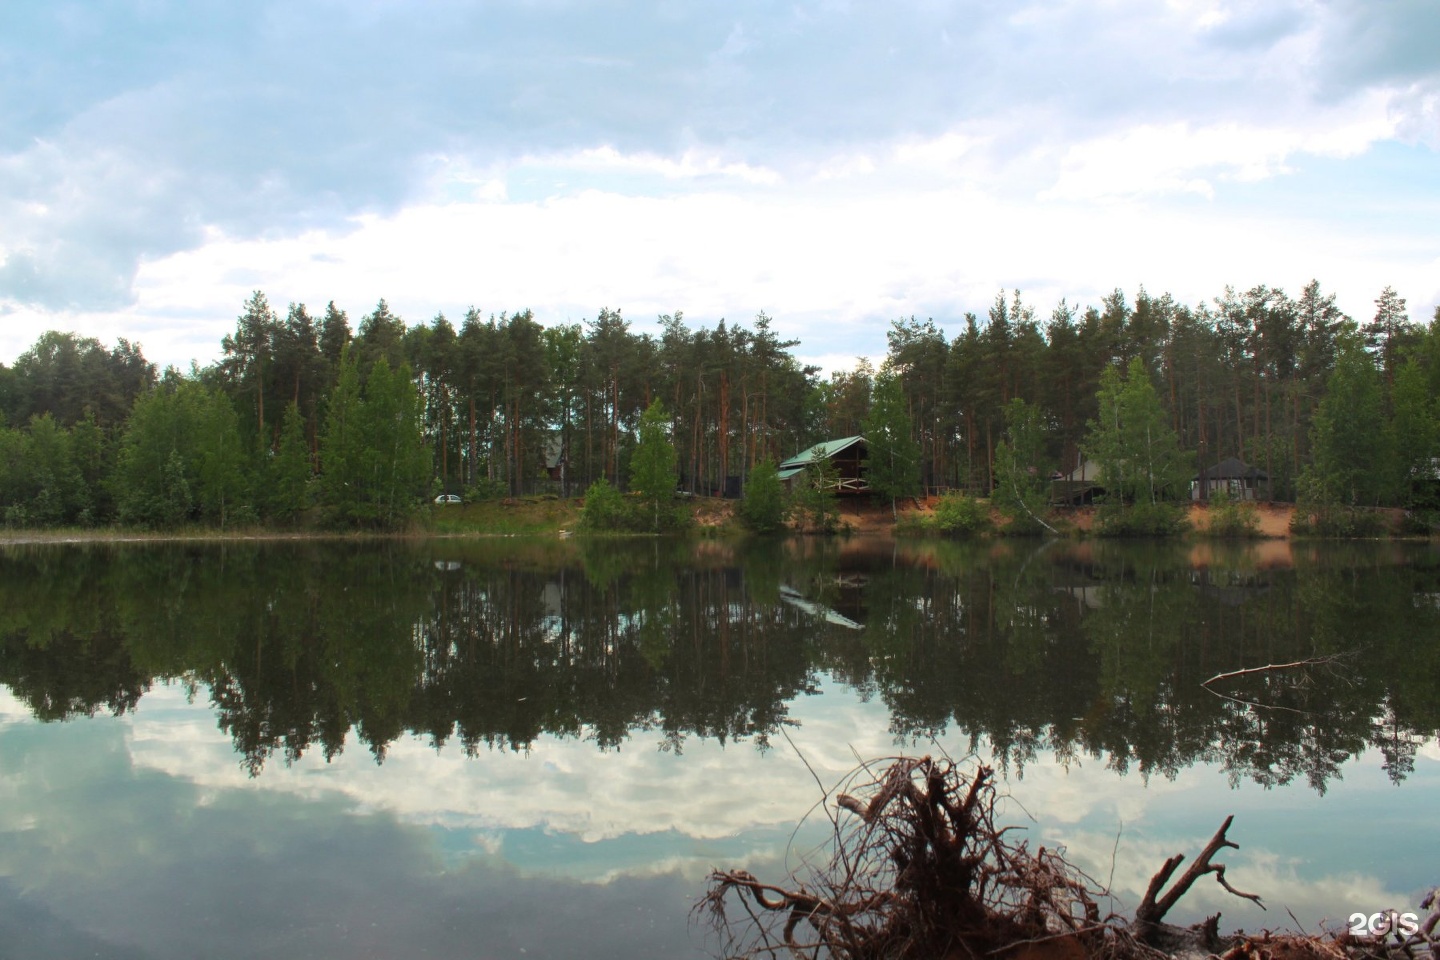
[777,435,866,472]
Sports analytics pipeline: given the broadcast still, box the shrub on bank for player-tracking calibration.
[1203,490,1262,538]
[1289,504,1389,538]
[579,479,632,530]
[1094,501,1190,537]
[579,478,691,533]
[928,493,993,537]
[741,460,789,533]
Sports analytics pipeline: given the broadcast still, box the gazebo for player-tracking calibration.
[1191,457,1269,501]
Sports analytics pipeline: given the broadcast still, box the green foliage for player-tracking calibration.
[1386,358,1439,508]
[1289,505,1389,538]
[1085,357,1191,507]
[1290,472,1390,537]
[993,398,1054,535]
[579,477,633,531]
[1095,501,1190,537]
[106,384,191,526]
[13,414,88,525]
[356,359,431,527]
[791,455,841,534]
[468,477,509,501]
[1303,339,1389,507]
[268,401,314,525]
[319,345,364,522]
[932,493,993,536]
[741,459,788,533]
[629,399,683,532]
[319,349,429,528]
[862,372,921,513]
[113,381,250,528]
[7,276,1440,539]
[153,449,194,527]
[1203,488,1261,538]
[195,390,249,529]
[5,330,154,429]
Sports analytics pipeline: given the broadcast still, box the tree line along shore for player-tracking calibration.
[0,281,1436,536]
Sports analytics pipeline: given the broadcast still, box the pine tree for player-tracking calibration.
[320,346,365,524]
[222,290,278,448]
[270,401,314,524]
[863,372,921,516]
[357,359,431,527]
[195,389,248,529]
[1387,359,1438,508]
[1363,286,1413,385]
[1305,339,1388,506]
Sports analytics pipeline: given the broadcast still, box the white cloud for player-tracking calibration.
[1166,0,1233,31]
[1042,98,1397,202]
[3,2,1438,365]
[1,127,1416,374]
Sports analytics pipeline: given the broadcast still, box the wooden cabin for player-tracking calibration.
[777,436,870,493]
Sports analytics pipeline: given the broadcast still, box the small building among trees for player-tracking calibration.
[1050,459,1105,506]
[1191,457,1269,501]
[777,436,870,493]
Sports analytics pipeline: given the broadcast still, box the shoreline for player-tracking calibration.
[0,498,1430,546]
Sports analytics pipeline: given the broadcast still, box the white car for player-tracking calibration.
[434,494,463,504]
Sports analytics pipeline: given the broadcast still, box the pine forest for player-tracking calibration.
[1,281,1438,530]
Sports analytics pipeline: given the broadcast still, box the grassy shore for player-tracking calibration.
[420,495,583,535]
[0,496,1424,545]
[0,496,587,545]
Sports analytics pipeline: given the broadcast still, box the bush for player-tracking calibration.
[741,460,789,533]
[1290,472,1391,537]
[468,477,509,501]
[1094,501,1189,537]
[579,478,633,531]
[894,511,933,537]
[1400,510,1439,536]
[579,478,692,533]
[1289,504,1389,538]
[932,494,993,537]
[1203,489,1261,538]
[998,513,1048,537]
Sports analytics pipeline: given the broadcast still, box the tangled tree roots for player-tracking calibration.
[696,757,1438,960]
[697,756,1143,960]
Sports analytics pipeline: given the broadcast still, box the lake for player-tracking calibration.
[1,536,1437,959]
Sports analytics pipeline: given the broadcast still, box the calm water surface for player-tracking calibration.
[1,536,1438,959]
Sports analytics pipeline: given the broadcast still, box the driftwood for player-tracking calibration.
[1133,815,1264,940]
[696,756,1436,960]
[698,756,1160,960]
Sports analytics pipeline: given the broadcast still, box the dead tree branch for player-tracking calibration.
[696,756,1434,960]
[1134,815,1264,941]
[1202,657,1343,687]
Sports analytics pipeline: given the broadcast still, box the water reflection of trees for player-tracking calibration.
[0,539,1436,789]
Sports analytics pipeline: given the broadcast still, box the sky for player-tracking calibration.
[1,0,1438,376]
